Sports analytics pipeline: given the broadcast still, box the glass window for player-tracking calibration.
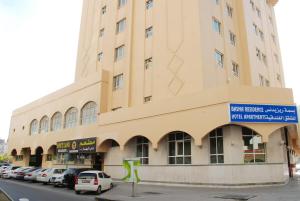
[136,137,149,165]
[212,18,221,34]
[101,6,106,14]
[144,96,152,103]
[214,50,224,67]
[39,116,49,133]
[232,61,239,77]
[99,28,104,37]
[168,132,191,165]
[209,128,224,164]
[146,0,153,9]
[145,57,152,69]
[81,102,97,125]
[51,112,62,132]
[30,119,38,135]
[115,45,125,61]
[145,26,153,38]
[118,0,127,8]
[64,107,78,129]
[229,31,236,46]
[242,127,266,163]
[98,52,103,62]
[226,4,233,17]
[116,18,126,34]
[113,74,124,90]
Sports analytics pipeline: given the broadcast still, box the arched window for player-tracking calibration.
[39,116,49,133]
[30,119,38,135]
[64,107,78,128]
[242,127,266,163]
[51,112,62,132]
[168,131,191,165]
[81,101,97,125]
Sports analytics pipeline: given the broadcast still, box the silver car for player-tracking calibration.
[24,168,44,182]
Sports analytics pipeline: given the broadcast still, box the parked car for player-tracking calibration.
[75,170,112,194]
[11,167,32,179]
[63,168,90,189]
[51,169,68,187]
[36,168,65,184]
[0,166,10,177]
[2,166,20,179]
[24,168,43,182]
[15,167,39,180]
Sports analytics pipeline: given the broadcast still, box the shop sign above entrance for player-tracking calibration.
[230,103,298,123]
[57,137,96,153]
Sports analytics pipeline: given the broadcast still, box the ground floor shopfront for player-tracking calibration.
[8,86,300,187]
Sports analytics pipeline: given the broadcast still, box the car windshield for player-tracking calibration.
[54,169,65,174]
[78,173,97,179]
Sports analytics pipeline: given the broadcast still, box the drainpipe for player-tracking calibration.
[284,127,292,178]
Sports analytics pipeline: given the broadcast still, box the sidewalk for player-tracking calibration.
[95,178,300,201]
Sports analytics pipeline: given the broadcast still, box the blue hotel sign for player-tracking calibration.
[230,103,298,124]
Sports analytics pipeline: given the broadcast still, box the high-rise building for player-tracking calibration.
[8,0,299,186]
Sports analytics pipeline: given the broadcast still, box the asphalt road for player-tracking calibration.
[0,179,97,201]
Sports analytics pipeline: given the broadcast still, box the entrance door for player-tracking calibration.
[93,153,104,170]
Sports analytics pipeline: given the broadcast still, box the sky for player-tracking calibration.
[0,0,299,141]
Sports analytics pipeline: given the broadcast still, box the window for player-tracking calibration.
[16,155,23,161]
[277,74,281,81]
[81,102,97,125]
[209,128,224,164]
[259,74,264,86]
[144,57,152,69]
[232,62,239,77]
[98,52,103,62]
[51,112,62,132]
[242,127,266,163]
[136,137,149,165]
[265,79,270,87]
[113,74,124,90]
[256,48,261,60]
[226,4,233,17]
[250,0,255,10]
[101,6,106,14]
[116,18,126,34]
[115,45,125,61]
[118,0,127,8]
[145,26,153,38]
[144,96,152,103]
[146,0,153,9]
[39,116,49,133]
[46,154,53,161]
[168,132,191,165]
[271,34,276,44]
[99,28,104,37]
[214,50,224,67]
[214,0,220,5]
[256,7,261,18]
[262,53,267,65]
[259,30,264,41]
[64,107,78,129]
[229,31,236,46]
[253,23,258,35]
[30,119,38,135]
[212,18,221,34]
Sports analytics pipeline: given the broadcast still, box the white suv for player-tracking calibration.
[75,170,112,194]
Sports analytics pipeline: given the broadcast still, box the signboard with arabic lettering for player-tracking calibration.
[230,103,298,124]
[57,138,96,153]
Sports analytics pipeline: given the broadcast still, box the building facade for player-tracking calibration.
[8,0,300,186]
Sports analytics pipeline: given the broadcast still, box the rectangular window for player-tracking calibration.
[99,28,104,37]
[229,31,236,46]
[243,127,266,163]
[144,57,152,69]
[250,0,255,10]
[97,52,103,62]
[214,0,220,5]
[168,132,191,165]
[113,74,124,90]
[256,7,261,18]
[256,48,261,60]
[146,0,153,9]
[214,50,224,67]
[259,30,264,41]
[277,74,281,81]
[259,74,264,86]
[209,128,224,164]
[136,137,149,165]
[232,61,239,77]
[262,53,267,65]
[265,79,270,87]
[115,45,125,61]
[118,0,127,8]
[144,96,152,103]
[116,18,126,34]
[271,34,276,45]
[145,26,153,38]
[101,6,106,14]
[226,4,233,17]
[253,23,258,35]
[212,18,221,34]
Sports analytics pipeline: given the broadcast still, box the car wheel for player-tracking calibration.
[97,186,102,195]
[75,190,80,195]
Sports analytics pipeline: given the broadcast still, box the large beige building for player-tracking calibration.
[8,0,300,186]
